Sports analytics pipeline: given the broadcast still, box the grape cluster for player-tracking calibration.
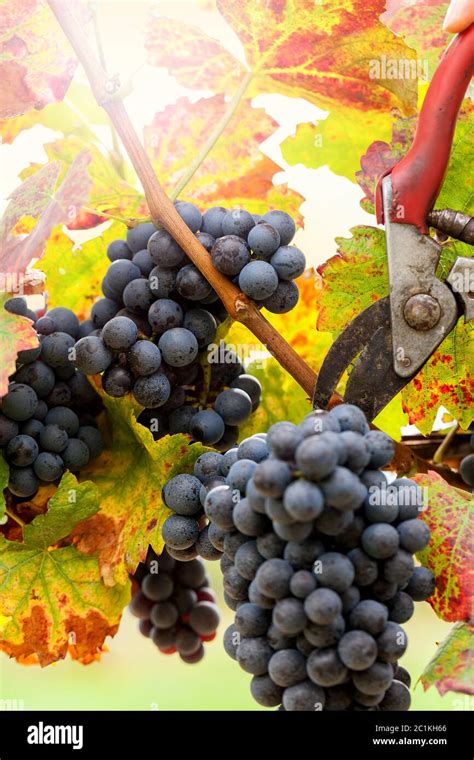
[1,300,104,498]
[71,207,271,449]
[205,206,304,312]
[162,403,435,710]
[459,434,473,487]
[130,547,220,663]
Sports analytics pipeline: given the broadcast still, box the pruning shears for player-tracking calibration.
[314,24,474,421]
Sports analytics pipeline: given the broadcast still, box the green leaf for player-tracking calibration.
[420,622,474,697]
[281,108,392,182]
[316,226,388,333]
[71,379,208,585]
[0,472,128,666]
[22,472,99,549]
[413,471,473,622]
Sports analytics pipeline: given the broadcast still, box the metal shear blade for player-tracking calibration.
[313,297,410,420]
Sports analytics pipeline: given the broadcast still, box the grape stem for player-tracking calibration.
[5,508,25,528]
[170,70,254,201]
[89,1,127,181]
[46,0,467,490]
[47,0,316,396]
[432,422,459,464]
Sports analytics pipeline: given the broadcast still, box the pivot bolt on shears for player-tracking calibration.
[314,24,474,421]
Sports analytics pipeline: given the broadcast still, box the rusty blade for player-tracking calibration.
[314,297,415,420]
[344,320,411,420]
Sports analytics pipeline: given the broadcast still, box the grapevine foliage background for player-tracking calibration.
[0,0,472,702]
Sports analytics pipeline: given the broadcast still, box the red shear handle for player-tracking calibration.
[376,24,474,232]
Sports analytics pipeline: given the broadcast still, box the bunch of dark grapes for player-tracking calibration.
[129,547,220,663]
[71,203,301,449]
[161,403,435,710]
[1,300,104,498]
[459,434,473,488]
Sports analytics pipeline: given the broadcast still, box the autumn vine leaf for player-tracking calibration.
[0,0,86,119]
[144,95,303,218]
[0,296,39,398]
[382,0,451,76]
[0,81,108,146]
[34,222,125,321]
[70,380,207,586]
[281,108,393,183]
[420,622,474,697]
[356,102,473,214]
[413,471,473,623]
[146,0,418,115]
[0,472,129,666]
[1,151,93,276]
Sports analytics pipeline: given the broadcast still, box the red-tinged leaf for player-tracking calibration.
[145,16,244,93]
[413,472,473,623]
[66,210,109,230]
[2,151,93,274]
[0,162,60,250]
[0,81,108,146]
[420,622,474,697]
[0,295,39,398]
[21,136,146,230]
[401,318,474,434]
[356,101,473,214]
[0,472,130,666]
[145,95,303,219]
[382,0,450,76]
[0,0,85,118]
[146,1,418,116]
[355,117,415,212]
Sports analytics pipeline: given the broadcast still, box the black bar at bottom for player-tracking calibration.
[0,710,470,758]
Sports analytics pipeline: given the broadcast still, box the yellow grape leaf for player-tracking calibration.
[35,222,125,321]
[145,95,303,219]
[146,0,417,116]
[0,472,129,666]
[20,136,146,230]
[71,379,207,586]
[0,295,39,398]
